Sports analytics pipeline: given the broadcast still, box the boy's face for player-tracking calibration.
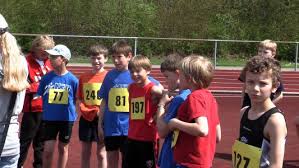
[178,71,190,90]
[112,53,132,71]
[130,67,149,85]
[258,48,275,58]
[49,55,65,69]
[162,70,179,92]
[90,54,107,71]
[245,71,277,104]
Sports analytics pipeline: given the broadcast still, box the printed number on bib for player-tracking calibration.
[48,89,68,104]
[232,140,262,168]
[108,88,129,112]
[171,130,179,148]
[131,97,145,120]
[83,83,102,105]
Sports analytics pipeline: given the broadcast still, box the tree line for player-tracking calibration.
[1,0,298,60]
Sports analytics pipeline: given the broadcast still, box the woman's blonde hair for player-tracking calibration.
[31,35,55,52]
[0,32,29,91]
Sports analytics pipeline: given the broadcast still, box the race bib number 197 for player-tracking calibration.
[108,88,129,112]
[131,97,145,120]
[48,89,68,104]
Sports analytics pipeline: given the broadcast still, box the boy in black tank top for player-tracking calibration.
[233,56,287,168]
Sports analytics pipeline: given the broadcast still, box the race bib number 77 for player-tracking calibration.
[48,89,68,104]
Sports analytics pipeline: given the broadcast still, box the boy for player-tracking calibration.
[98,40,161,168]
[125,55,163,168]
[156,53,191,168]
[18,35,55,168]
[37,44,78,168]
[233,56,287,168]
[239,39,284,108]
[77,44,108,168]
[168,55,221,168]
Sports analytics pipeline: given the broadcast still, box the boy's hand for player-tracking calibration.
[159,90,173,106]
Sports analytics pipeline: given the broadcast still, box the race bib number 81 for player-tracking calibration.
[108,88,129,112]
[48,89,68,104]
[232,140,262,168]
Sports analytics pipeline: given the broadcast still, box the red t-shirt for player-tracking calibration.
[78,70,107,121]
[128,82,158,142]
[173,89,219,168]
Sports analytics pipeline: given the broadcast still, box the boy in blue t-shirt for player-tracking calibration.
[156,53,191,168]
[98,40,160,168]
[37,44,78,168]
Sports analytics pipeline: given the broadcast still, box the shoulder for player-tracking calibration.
[267,111,286,128]
[151,84,163,95]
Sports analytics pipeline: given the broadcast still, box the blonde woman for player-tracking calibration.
[0,14,29,167]
[18,35,55,168]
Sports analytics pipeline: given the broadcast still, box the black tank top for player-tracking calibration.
[238,107,281,148]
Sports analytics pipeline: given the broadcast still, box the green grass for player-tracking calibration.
[70,55,298,69]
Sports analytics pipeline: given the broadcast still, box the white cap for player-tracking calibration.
[0,14,8,29]
[45,44,71,61]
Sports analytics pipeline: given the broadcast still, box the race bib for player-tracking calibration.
[131,97,145,120]
[232,140,262,168]
[171,130,180,148]
[83,83,102,105]
[48,89,68,104]
[108,88,129,112]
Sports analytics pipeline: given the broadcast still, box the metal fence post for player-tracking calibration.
[214,41,218,69]
[296,43,298,71]
[134,38,138,56]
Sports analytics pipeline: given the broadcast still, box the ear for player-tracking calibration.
[175,69,180,76]
[127,52,133,60]
[271,81,279,93]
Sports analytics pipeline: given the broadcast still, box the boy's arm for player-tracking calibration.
[265,113,287,168]
[168,116,208,137]
[156,91,173,138]
[97,99,106,142]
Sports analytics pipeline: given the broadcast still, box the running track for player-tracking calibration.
[22,65,299,168]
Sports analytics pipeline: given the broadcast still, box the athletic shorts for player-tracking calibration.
[104,136,127,152]
[125,138,156,168]
[42,121,74,143]
[79,116,99,142]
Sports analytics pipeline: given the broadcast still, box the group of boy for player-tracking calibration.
[18,37,289,168]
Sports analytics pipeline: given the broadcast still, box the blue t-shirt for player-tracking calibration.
[158,89,191,168]
[98,68,159,137]
[37,71,78,121]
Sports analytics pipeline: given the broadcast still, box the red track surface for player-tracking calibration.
[22,66,299,168]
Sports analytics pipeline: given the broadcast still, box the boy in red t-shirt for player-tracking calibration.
[77,44,108,168]
[125,55,163,168]
[168,55,221,168]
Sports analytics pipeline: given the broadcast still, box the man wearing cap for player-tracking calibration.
[0,14,29,167]
[37,44,78,168]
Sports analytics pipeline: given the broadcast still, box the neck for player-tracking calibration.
[53,66,68,75]
[136,78,151,87]
[250,98,275,113]
[92,67,104,74]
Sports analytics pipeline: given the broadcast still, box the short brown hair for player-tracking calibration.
[31,35,55,52]
[258,39,277,55]
[88,44,108,58]
[160,53,185,72]
[180,54,214,88]
[128,55,151,72]
[242,55,281,87]
[111,39,132,57]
